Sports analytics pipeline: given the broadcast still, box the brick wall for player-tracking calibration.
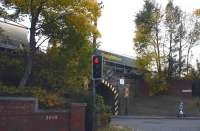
[139,80,150,96]
[168,80,193,97]
[0,97,86,131]
[138,80,193,97]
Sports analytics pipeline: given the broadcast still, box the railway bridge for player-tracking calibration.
[95,50,143,115]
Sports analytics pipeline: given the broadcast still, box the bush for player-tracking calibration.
[96,95,111,128]
[0,52,25,86]
[0,83,65,109]
[0,51,91,90]
[61,87,89,103]
[85,94,111,131]
[145,72,168,96]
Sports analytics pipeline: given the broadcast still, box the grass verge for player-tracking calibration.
[97,125,132,131]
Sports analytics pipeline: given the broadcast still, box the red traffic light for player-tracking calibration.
[92,55,103,80]
[94,57,100,64]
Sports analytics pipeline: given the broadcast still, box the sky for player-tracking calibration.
[97,0,200,58]
[2,0,200,60]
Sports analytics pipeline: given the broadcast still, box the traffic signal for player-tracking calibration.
[92,55,103,80]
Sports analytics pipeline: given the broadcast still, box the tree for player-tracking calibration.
[134,0,167,94]
[185,60,200,80]
[164,0,182,80]
[133,0,200,94]
[0,0,100,87]
[185,19,200,74]
[174,12,186,78]
[134,0,162,73]
[32,31,93,89]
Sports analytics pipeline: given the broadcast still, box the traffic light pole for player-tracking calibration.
[92,16,97,131]
[92,79,96,131]
[92,3,103,130]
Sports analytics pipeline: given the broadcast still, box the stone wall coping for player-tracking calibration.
[0,96,37,101]
[0,96,39,111]
[37,109,68,113]
[71,103,87,107]
[0,97,86,113]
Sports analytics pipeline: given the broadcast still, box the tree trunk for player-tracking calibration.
[19,52,32,87]
[18,2,43,87]
[93,20,97,52]
[178,36,182,78]
[18,17,38,87]
[156,28,161,73]
[186,46,191,75]
[19,25,36,87]
[168,33,173,80]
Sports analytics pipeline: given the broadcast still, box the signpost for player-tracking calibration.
[119,79,125,85]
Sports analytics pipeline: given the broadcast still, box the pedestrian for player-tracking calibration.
[177,101,184,118]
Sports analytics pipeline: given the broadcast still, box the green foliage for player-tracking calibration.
[184,60,200,80]
[134,0,163,73]
[0,83,65,109]
[134,0,168,95]
[85,94,112,131]
[30,41,92,89]
[0,0,101,87]
[0,50,91,90]
[134,0,155,54]
[96,95,111,128]
[135,55,152,71]
[61,87,90,103]
[165,0,181,29]
[0,52,25,86]
[165,0,185,80]
[134,0,200,94]
[96,95,111,114]
[0,50,91,107]
[145,72,168,95]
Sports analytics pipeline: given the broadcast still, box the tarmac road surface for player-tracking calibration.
[112,116,200,131]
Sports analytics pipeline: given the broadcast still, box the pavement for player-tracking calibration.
[111,116,200,131]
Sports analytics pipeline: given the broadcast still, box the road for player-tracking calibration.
[112,117,200,131]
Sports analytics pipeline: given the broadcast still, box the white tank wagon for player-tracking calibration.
[0,20,28,50]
